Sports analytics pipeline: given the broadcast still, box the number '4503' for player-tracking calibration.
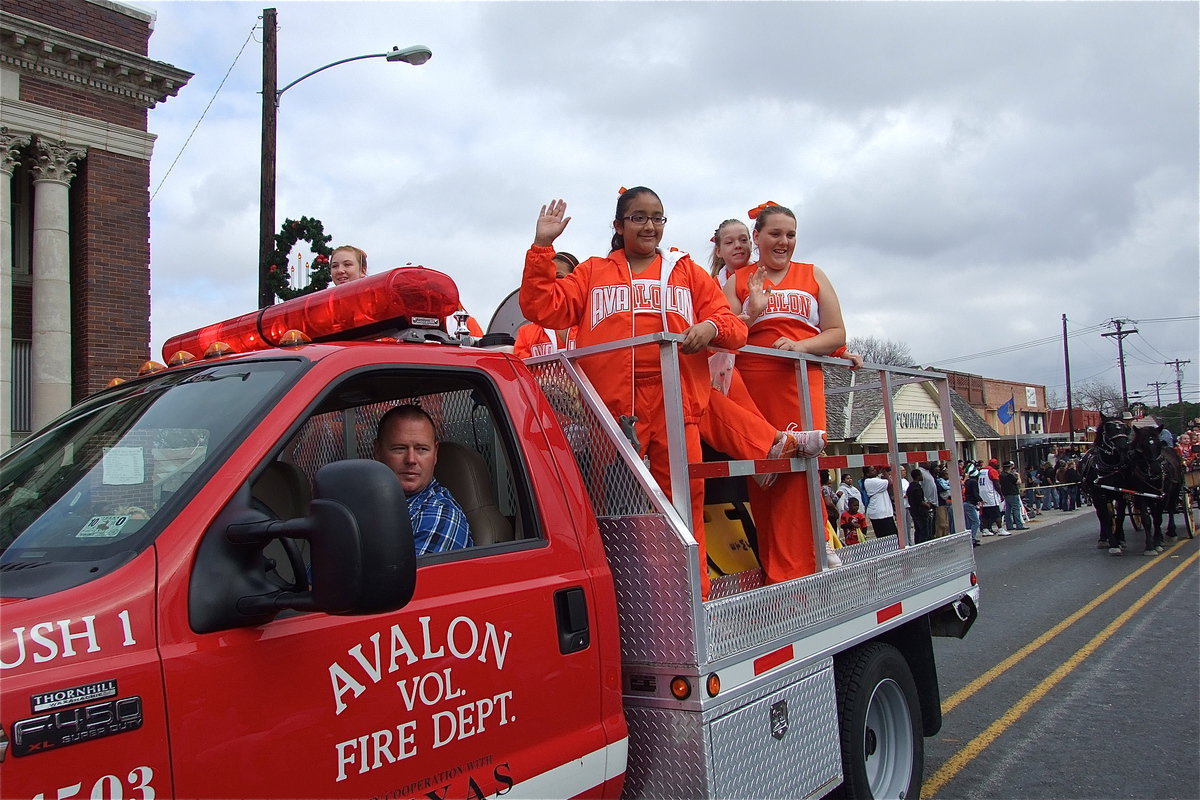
[32,765,154,800]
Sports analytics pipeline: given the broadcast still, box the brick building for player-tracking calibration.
[0,0,191,451]
[933,368,1051,463]
[1045,407,1101,437]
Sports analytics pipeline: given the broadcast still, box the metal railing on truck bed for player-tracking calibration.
[524,333,977,671]
[526,334,978,798]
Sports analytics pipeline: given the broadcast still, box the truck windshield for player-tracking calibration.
[0,361,298,595]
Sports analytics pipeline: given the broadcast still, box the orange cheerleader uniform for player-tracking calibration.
[521,244,747,599]
[733,261,827,583]
[513,323,575,359]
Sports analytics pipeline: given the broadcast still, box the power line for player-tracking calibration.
[151,24,258,202]
[929,321,1108,365]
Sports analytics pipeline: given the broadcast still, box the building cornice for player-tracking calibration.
[85,0,156,27]
[0,96,155,161]
[0,10,191,109]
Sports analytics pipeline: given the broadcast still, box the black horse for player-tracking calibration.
[1127,422,1190,546]
[1079,415,1131,554]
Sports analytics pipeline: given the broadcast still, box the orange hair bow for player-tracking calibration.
[618,186,627,195]
[748,200,780,220]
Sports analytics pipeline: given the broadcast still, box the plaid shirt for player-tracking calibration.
[408,478,473,556]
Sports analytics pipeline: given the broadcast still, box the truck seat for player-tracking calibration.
[251,460,311,520]
[434,442,513,545]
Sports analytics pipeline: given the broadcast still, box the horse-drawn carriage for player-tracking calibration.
[1081,416,1196,554]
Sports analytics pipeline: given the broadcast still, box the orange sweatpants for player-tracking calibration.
[633,379,710,599]
[741,362,827,583]
[699,369,777,461]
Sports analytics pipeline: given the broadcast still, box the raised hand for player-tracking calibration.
[534,199,572,247]
[744,264,769,321]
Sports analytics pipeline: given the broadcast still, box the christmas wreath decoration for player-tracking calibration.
[267,216,334,301]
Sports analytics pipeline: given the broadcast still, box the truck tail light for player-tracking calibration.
[162,266,460,361]
[670,676,692,700]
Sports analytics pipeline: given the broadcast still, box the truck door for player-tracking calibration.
[158,364,621,799]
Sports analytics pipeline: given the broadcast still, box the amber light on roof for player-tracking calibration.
[203,341,233,359]
[278,329,311,347]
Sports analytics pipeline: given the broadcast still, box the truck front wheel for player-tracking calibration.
[833,642,924,799]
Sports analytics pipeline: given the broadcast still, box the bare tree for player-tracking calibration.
[1046,388,1064,409]
[1073,379,1124,415]
[848,335,914,367]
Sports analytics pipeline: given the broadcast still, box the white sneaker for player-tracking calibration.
[996,530,1013,536]
[981,530,995,537]
[769,426,826,459]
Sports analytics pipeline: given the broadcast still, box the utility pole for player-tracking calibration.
[1147,380,1169,407]
[258,7,278,309]
[255,9,429,309]
[1062,313,1075,443]
[1101,318,1138,409]
[1164,359,1190,404]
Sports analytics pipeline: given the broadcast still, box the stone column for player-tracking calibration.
[29,138,85,430]
[0,128,31,453]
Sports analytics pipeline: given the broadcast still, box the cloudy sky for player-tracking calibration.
[139,0,1198,409]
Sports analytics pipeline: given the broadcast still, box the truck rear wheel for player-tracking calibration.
[833,642,924,799]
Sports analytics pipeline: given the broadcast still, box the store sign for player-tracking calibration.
[894,411,941,430]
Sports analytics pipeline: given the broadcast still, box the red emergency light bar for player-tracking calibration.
[162,266,461,361]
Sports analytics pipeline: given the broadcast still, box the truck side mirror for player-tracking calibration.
[304,459,417,615]
[190,459,416,634]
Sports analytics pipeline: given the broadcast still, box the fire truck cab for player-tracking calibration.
[1,268,978,800]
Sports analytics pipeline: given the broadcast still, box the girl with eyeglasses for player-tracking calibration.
[521,187,815,599]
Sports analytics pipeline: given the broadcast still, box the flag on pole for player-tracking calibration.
[997,395,1016,424]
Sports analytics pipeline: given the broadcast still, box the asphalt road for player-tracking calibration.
[923,504,1199,800]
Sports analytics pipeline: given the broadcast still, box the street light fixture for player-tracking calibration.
[258,8,431,308]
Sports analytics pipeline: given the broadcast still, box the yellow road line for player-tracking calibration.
[924,549,1199,798]
[943,536,1192,715]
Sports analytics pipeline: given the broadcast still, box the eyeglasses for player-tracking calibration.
[621,214,667,225]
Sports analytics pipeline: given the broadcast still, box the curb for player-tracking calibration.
[974,505,1096,544]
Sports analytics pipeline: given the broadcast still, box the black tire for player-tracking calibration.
[833,642,924,799]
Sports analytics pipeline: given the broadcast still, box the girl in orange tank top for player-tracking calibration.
[723,203,850,583]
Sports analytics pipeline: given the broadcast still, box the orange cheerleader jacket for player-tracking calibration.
[521,244,747,424]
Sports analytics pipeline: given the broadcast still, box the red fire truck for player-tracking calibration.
[0,268,977,800]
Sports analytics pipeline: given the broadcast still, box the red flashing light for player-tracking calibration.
[162,266,461,362]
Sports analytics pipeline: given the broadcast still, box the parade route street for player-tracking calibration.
[924,505,1199,799]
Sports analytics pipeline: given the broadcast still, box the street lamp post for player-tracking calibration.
[258,7,431,308]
